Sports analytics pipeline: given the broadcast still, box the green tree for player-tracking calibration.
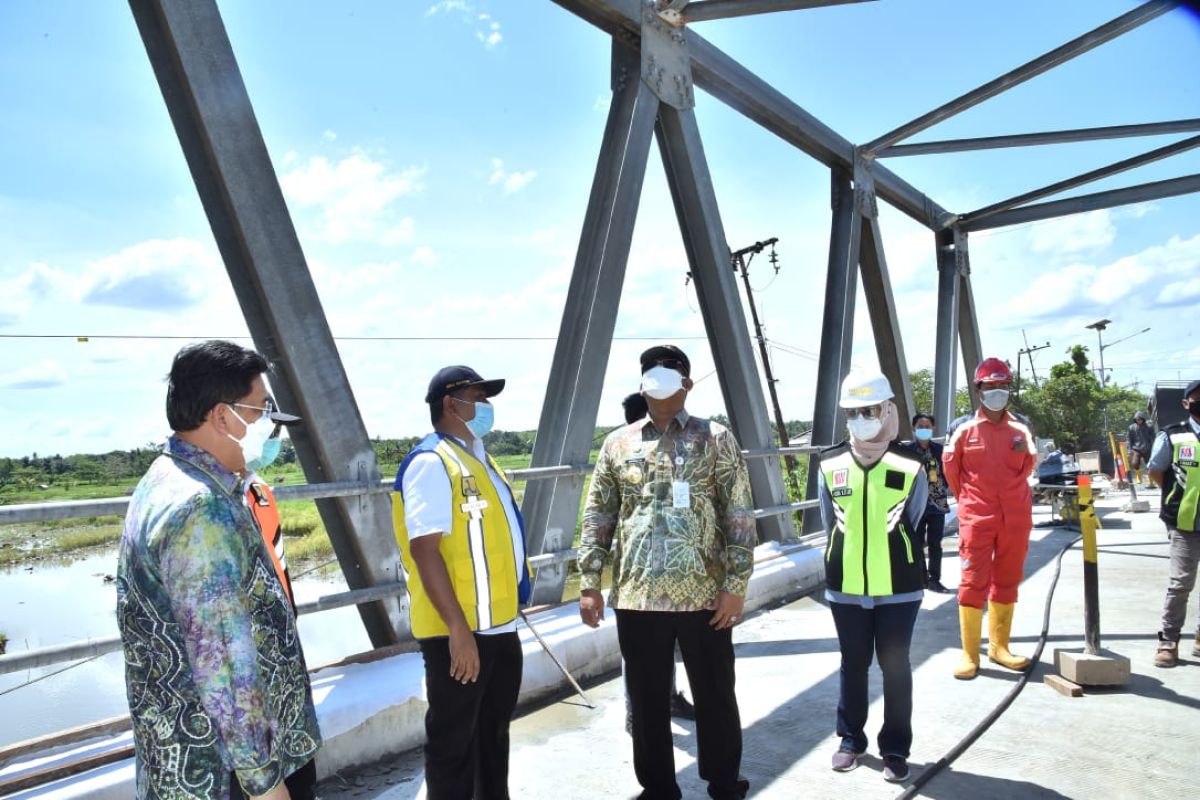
[909,368,972,422]
[1012,345,1147,454]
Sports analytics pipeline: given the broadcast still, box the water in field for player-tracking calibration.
[0,548,371,747]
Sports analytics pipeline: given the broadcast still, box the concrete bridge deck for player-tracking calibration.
[321,493,1198,800]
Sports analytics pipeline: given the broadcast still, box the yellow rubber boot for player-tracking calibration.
[987,601,1030,670]
[954,605,983,680]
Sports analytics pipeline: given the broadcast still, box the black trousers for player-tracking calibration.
[420,631,523,800]
[228,758,317,800]
[616,609,748,800]
[829,600,921,758]
[915,510,946,582]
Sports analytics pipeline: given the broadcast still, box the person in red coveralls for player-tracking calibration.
[943,358,1038,680]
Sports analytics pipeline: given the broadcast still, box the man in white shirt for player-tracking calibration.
[392,366,530,800]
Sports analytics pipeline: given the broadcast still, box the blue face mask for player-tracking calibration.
[454,398,495,439]
[914,428,934,442]
[246,437,282,472]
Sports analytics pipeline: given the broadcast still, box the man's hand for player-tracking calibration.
[707,591,744,630]
[448,623,480,684]
[580,589,605,628]
[250,783,291,800]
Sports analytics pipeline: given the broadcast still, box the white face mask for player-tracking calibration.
[641,366,685,401]
[226,405,274,469]
[981,389,1010,412]
[847,416,883,441]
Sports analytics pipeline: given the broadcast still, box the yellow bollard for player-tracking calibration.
[1078,475,1101,655]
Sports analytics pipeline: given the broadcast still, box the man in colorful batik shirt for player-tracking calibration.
[579,345,753,800]
[117,341,320,800]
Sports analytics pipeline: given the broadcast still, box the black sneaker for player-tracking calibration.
[670,691,696,720]
[882,755,910,783]
[926,579,952,594]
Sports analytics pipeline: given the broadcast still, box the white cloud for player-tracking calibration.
[1155,276,1200,307]
[0,359,68,390]
[322,129,337,142]
[1086,254,1152,304]
[426,1,502,48]
[1002,231,1200,323]
[512,229,559,248]
[410,246,437,267]
[379,218,417,246]
[426,0,468,15]
[82,238,216,311]
[1121,202,1157,220]
[1028,209,1115,257]
[280,152,425,244]
[880,228,935,288]
[487,158,537,195]
[0,262,65,326]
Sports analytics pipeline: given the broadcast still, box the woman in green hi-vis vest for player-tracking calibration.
[818,371,929,785]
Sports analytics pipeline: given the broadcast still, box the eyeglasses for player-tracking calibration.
[231,398,277,417]
[844,405,883,419]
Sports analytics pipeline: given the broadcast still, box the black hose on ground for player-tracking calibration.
[893,533,1082,800]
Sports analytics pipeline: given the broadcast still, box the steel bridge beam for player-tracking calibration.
[802,168,860,533]
[956,234,983,411]
[521,45,661,606]
[932,229,961,434]
[878,118,1200,158]
[679,0,876,24]
[961,173,1200,232]
[962,134,1200,227]
[549,0,951,230]
[858,185,915,438]
[863,0,1179,155]
[656,104,795,542]
[128,0,407,645]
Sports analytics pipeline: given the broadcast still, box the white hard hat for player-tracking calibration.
[839,370,894,408]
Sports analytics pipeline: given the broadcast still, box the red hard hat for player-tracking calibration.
[974,357,1012,385]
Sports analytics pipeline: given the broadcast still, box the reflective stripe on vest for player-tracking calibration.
[393,437,523,638]
[1164,429,1200,531]
[821,449,921,595]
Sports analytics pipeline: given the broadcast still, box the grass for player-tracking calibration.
[0,519,124,567]
[0,446,682,580]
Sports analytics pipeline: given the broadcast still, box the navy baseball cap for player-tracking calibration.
[639,344,691,377]
[425,365,506,404]
[1185,379,1200,399]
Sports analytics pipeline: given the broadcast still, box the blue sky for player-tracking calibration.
[1,0,1199,457]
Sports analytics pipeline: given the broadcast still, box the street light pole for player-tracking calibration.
[1086,319,1111,384]
[1101,327,1153,379]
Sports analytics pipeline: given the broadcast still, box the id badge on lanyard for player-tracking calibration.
[670,438,689,509]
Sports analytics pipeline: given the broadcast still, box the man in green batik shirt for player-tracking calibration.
[579,345,754,800]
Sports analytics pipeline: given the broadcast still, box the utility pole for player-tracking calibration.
[731,238,798,485]
[1019,332,1051,389]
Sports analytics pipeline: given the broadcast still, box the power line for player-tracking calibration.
[0,334,712,343]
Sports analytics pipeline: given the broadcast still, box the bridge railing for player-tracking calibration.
[0,445,824,676]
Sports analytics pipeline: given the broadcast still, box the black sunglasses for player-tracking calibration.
[845,405,883,420]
